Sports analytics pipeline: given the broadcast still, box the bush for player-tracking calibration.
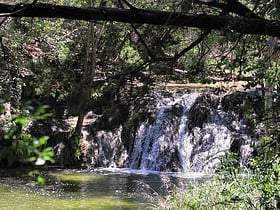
[0,104,55,168]
[164,150,279,210]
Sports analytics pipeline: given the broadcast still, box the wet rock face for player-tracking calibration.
[221,91,247,112]
[93,103,129,131]
[127,100,185,171]
[85,128,128,168]
[80,90,262,172]
[162,147,181,172]
[166,103,184,118]
[230,137,243,156]
[188,94,213,131]
[221,90,264,120]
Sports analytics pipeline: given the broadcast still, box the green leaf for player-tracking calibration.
[39,136,49,145]
[43,156,55,163]
[37,176,45,186]
[28,170,39,177]
[14,117,28,126]
[28,156,37,162]
[32,138,40,147]
[46,150,55,157]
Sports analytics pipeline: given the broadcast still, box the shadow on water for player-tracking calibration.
[0,168,207,210]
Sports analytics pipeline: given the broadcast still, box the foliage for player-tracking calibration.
[164,151,279,209]
[0,104,54,168]
[249,127,280,209]
[1,0,277,110]
[67,130,81,166]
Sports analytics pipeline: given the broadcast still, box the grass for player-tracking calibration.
[158,175,258,210]
[157,163,279,210]
[170,180,254,209]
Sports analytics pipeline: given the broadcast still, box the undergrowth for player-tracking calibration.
[159,151,279,210]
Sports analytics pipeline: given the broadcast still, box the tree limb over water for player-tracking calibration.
[0,2,279,37]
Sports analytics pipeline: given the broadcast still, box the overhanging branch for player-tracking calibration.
[0,0,38,16]
[0,3,279,37]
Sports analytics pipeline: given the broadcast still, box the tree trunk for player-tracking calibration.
[74,1,106,136]
[74,0,96,136]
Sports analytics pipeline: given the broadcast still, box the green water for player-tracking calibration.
[0,168,199,210]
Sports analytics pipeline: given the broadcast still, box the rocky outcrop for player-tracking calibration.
[92,103,129,131]
[82,127,128,168]
[221,90,264,120]
[188,93,213,131]
[18,89,263,172]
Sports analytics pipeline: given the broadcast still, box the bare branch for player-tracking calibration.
[120,29,212,78]
[225,0,261,19]
[130,24,155,59]
[174,29,212,60]
[149,29,211,62]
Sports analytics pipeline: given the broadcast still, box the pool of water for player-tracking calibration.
[0,168,206,209]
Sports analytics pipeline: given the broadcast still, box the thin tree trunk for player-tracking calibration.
[263,1,279,154]
[74,1,106,136]
[74,0,95,136]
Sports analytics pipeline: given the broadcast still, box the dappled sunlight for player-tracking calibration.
[49,170,104,183]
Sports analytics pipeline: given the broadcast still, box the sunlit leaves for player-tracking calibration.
[120,43,143,65]
[14,117,28,126]
[0,105,54,168]
[37,176,46,186]
[29,136,55,165]
[265,60,280,85]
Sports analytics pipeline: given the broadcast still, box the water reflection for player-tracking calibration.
[0,168,207,209]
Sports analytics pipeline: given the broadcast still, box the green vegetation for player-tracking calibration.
[0,103,55,184]
[0,104,54,166]
[0,0,279,208]
[164,150,279,209]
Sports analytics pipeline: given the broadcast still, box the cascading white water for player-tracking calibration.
[128,92,200,171]
[184,114,233,172]
[128,91,253,173]
[177,93,200,172]
[79,89,258,173]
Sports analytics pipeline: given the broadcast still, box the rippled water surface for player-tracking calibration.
[0,168,206,209]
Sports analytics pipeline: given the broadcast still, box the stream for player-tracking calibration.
[0,168,206,209]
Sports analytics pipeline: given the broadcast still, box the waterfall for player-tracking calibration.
[128,92,200,171]
[77,89,261,172]
[127,91,256,173]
